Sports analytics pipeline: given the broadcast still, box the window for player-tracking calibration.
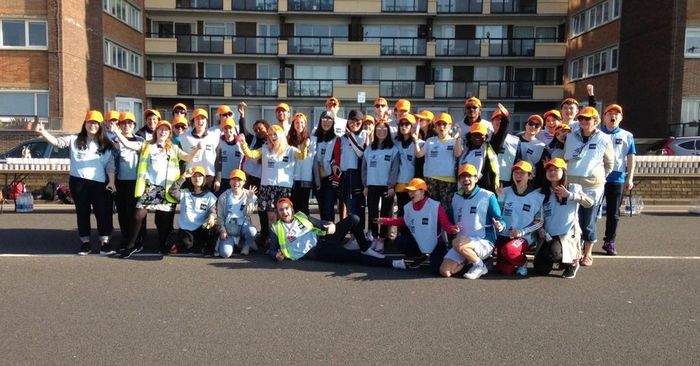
[152,62,174,81]
[0,20,47,48]
[0,91,49,117]
[685,29,700,57]
[569,45,619,81]
[115,97,143,127]
[103,0,142,31]
[362,65,415,82]
[570,0,622,38]
[295,24,347,39]
[204,63,235,78]
[104,39,143,76]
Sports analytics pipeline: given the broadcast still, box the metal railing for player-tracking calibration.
[487,37,557,57]
[371,37,426,56]
[174,77,226,96]
[490,0,537,14]
[436,0,483,13]
[433,80,557,99]
[434,38,481,56]
[232,36,278,54]
[176,0,224,9]
[381,0,427,12]
[668,122,700,137]
[287,0,333,11]
[173,34,226,53]
[360,80,424,98]
[287,79,334,97]
[232,79,278,97]
[232,0,278,11]
[287,36,334,55]
[434,81,481,99]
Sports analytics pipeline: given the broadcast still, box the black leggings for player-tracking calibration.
[246,175,269,241]
[126,208,175,252]
[291,181,311,216]
[394,232,447,274]
[115,179,146,249]
[366,185,394,238]
[69,176,112,241]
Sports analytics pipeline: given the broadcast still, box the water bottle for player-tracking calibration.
[15,187,34,213]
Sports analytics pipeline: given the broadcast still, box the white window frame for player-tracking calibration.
[0,90,49,117]
[115,97,143,126]
[569,45,619,81]
[0,19,48,49]
[570,0,622,38]
[103,0,142,32]
[685,28,700,58]
[104,39,143,77]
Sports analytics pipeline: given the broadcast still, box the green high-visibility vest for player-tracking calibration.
[134,143,181,203]
[272,212,325,260]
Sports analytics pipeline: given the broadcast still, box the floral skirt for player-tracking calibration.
[136,182,176,212]
[258,185,292,211]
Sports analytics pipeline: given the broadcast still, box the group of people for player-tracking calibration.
[35,85,636,280]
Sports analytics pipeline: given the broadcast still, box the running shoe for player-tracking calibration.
[562,263,580,279]
[78,242,91,256]
[464,263,488,279]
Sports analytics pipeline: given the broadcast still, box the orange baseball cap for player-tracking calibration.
[543,109,562,121]
[84,110,104,123]
[399,114,417,124]
[512,160,533,173]
[362,115,376,124]
[145,109,161,119]
[374,118,390,127]
[465,97,482,107]
[458,164,478,177]
[605,104,623,115]
[229,169,247,181]
[156,120,172,130]
[106,111,120,121]
[276,197,294,207]
[293,112,307,123]
[577,106,599,119]
[544,158,567,170]
[191,166,206,176]
[491,109,503,120]
[469,122,488,136]
[415,110,433,121]
[119,112,136,122]
[374,97,388,106]
[560,98,579,107]
[395,99,411,112]
[326,97,340,107]
[555,124,572,132]
[275,103,290,112]
[269,124,284,133]
[432,113,452,125]
[217,105,232,115]
[172,115,188,127]
[221,117,236,129]
[192,108,208,120]
[527,115,544,126]
[173,103,188,112]
[405,178,428,191]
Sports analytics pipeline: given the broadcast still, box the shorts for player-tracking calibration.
[258,185,292,211]
[444,237,494,264]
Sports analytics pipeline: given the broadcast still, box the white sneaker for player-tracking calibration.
[463,264,488,280]
[365,231,374,242]
[361,248,386,259]
[392,259,406,269]
[343,239,360,250]
[240,243,250,256]
[371,238,384,253]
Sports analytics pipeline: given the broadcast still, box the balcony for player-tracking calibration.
[377,37,426,56]
[437,0,482,13]
[287,0,333,11]
[232,79,278,97]
[172,34,226,53]
[287,36,334,55]
[381,0,427,12]
[361,80,425,98]
[177,77,226,96]
[145,37,177,53]
[433,80,559,100]
[434,81,480,99]
[232,36,278,54]
[232,0,278,11]
[334,41,380,57]
[484,80,557,99]
[146,80,178,96]
[334,0,380,12]
[287,79,334,97]
[435,38,481,56]
[176,0,224,9]
[490,0,536,14]
[488,38,557,57]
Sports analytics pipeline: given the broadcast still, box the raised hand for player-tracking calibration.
[496,103,509,117]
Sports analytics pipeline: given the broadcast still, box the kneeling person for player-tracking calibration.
[216,169,258,257]
[269,198,403,269]
[441,164,505,279]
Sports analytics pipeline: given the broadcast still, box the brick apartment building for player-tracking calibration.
[0,0,145,135]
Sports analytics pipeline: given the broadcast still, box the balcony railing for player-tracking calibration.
[232,0,278,11]
[176,0,224,9]
[232,36,278,54]
[287,36,334,55]
[490,0,536,14]
[360,79,424,98]
[171,34,226,53]
[287,0,333,11]
[381,0,427,12]
[287,79,334,97]
[433,80,557,99]
[435,38,481,56]
[176,77,226,96]
[434,81,481,99]
[436,0,483,13]
[373,37,426,56]
[488,38,557,57]
[232,79,278,97]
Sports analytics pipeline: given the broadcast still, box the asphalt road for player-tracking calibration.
[0,209,699,365]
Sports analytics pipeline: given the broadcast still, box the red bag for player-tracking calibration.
[8,181,23,200]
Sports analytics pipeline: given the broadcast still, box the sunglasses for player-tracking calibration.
[399,122,412,127]
[174,125,187,130]
[174,110,186,115]
[465,106,479,110]
[527,121,542,128]
[374,104,387,108]
[435,122,448,127]
[222,112,233,117]
[577,116,592,121]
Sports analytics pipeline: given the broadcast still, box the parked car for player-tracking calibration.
[0,138,69,161]
[654,136,700,155]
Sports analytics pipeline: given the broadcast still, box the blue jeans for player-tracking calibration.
[394,233,448,275]
[218,221,257,258]
[316,177,338,222]
[578,202,600,243]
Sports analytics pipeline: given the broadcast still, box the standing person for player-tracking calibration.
[492,108,519,188]
[563,106,613,267]
[391,99,411,137]
[274,103,292,134]
[537,110,563,146]
[105,111,121,142]
[561,84,597,130]
[600,104,636,256]
[113,120,202,257]
[495,161,545,276]
[268,198,399,268]
[535,158,593,278]
[213,117,244,196]
[457,97,493,141]
[373,97,391,122]
[312,111,340,222]
[516,115,549,189]
[441,164,505,279]
[416,110,436,141]
[171,115,188,148]
[239,124,309,240]
[166,166,218,256]
[288,112,315,215]
[416,112,462,216]
[332,110,369,230]
[137,109,161,141]
[210,104,237,136]
[325,96,346,136]
[180,108,219,190]
[241,119,270,244]
[394,114,424,220]
[36,111,116,255]
[217,169,258,257]
[546,124,572,159]
[172,103,188,119]
[114,112,146,253]
[362,118,399,251]
[376,178,461,273]
[361,115,375,142]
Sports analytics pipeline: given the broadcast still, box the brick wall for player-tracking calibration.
[0,131,42,154]
[634,176,700,200]
[0,0,47,15]
[0,51,49,89]
[683,59,700,96]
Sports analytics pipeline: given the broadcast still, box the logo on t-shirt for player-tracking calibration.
[470,206,477,214]
[523,204,531,212]
[282,156,289,163]
[589,143,597,149]
[199,202,208,211]
[615,138,623,145]
[421,218,429,225]
[384,154,391,161]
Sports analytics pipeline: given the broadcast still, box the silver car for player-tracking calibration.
[659,136,700,155]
